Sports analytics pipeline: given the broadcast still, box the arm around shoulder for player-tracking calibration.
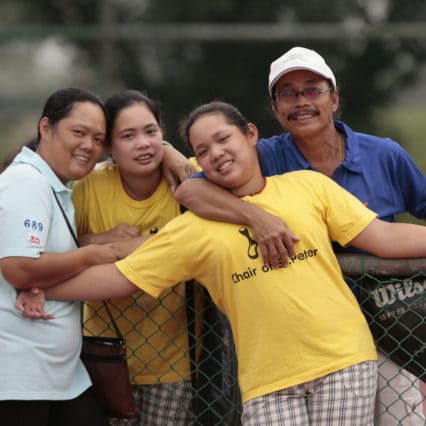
[175,177,299,266]
[175,176,251,223]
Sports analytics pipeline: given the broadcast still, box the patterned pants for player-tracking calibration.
[242,361,377,426]
[110,382,193,426]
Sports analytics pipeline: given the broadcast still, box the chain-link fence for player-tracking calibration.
[82,254,425,425]
[340,254,425,425]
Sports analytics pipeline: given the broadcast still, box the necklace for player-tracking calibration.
[336,132,345,164]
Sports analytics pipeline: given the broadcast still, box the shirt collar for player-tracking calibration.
[12,146,72,194]
[286,120,363,174]
[334,120,362,174]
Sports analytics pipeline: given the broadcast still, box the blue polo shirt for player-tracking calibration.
[257,121,426,224]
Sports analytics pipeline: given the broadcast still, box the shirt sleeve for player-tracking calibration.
[115,218,192,298]
[315,174,377,246]
[0,167,52,259]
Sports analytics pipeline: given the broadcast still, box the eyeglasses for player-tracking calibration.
[274,87,334,102]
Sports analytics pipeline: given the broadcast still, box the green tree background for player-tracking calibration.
[1,0,425,168]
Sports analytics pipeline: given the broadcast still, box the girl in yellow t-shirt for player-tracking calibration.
[72,90,192,426]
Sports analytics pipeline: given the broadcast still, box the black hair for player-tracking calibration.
[180,101,250,149]
[36,87,105,142]
[104,90,162,147]
[0,138,38,173]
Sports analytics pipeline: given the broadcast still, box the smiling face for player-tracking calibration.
[189,112,263,196]
[271,69,339,139]
[37,101,106,183]
[109,102,164,179]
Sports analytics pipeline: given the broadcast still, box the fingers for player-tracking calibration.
[16,298,25,313]
[164,170,178,193]
[254,224,299,267]
[274,239,290,267]
[249,209,300,268]
[16,302,55,320]
[259,238,290,269]
[183,163,198,179]
[121,225,140,238]
[174,165,197,187]
[24,307,55,320]
[109,245,122,262]
[256,229,300,269]
[26,305,55,320]
[282,232,300,260]
[22,306,53,320]
[163,159,197,193]
[114,224,140,239]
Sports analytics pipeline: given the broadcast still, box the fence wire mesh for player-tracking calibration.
[82,255,425,425]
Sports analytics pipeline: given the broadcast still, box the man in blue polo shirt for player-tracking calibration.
[258,48,425,226]
[175,47,425,425]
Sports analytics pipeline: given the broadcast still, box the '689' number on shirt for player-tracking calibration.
[24,219,43,232]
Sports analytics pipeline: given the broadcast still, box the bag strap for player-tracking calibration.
[52,189,79,247]
[51,188,124,341]
[102,299,124,340]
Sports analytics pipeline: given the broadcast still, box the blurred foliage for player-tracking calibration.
[374,105,426,173]
[0,0,425,155]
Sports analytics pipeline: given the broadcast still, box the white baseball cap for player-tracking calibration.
[268,46,337,96]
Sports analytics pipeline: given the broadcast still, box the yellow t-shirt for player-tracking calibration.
[116,170,378,402]
[73,165,190,384]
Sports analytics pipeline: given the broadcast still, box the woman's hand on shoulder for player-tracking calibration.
[162,145,198,192]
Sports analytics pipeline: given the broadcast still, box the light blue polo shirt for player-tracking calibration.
[0,147,91,400]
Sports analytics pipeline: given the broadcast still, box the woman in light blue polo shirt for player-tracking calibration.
[0,88,120,426]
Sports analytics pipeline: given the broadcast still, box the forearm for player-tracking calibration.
[381,223,426,257]
[1,246,111,289]
[45,263,138,301]
[175,177,258,225]
[78,223,143,246]
[113,235,150,257]
[79,232,110,246]
[350,220,426,258]
[175,177,299,265]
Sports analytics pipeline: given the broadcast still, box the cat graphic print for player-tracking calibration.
[232,227,319,284]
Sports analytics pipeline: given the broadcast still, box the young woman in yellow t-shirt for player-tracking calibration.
[72,90,193,426]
